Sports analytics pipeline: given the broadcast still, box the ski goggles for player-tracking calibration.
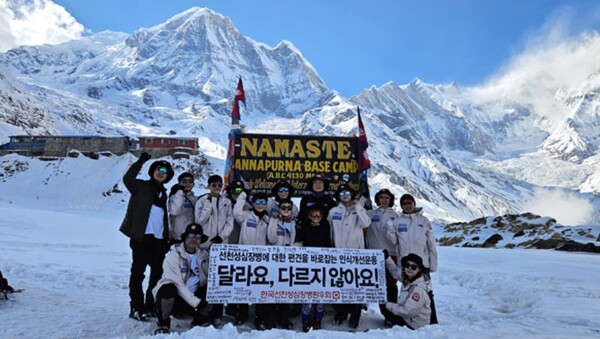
[187,233,204,240]
[338,191,352,198]
[254,199,267,206]
[156,167,169,175]
[278,187,290,193]
[233,187,244,194]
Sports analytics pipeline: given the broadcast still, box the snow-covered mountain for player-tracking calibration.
[1,7,599,224]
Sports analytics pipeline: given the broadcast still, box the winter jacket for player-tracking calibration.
[226,197,251,244]
[327,201,370,249]
[195,193,234,249]
[266,197,299,220]
[168,190,197,241]
[152,243,209,308]
[267,217,297,246]
[366,207,400,255]
[385,258,431,329]
[386,208,438,272]
[119,159,169,243]
[233,192,270,245]
[296,219,332,248]
[298,194,336,227]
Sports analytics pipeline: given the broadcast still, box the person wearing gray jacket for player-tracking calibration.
[386,193,438,324]
[194,175,234,250]
[168,173,197,242]
[232,190,271,329]
[328,183,370,329]
[152,223,211,335]
[366,189,400,325]
[382,253,431,330]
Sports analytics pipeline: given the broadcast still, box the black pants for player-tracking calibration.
[155,283,210,326]
[380,306,413,329]
[379,255,399,316]
[129,235,167,311]
[334,304,362,323]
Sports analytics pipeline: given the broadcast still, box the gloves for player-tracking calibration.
[211,235,223,244]
[382,249,389,260]
[139,152,151,162]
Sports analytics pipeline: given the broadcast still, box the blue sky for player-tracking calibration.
[17,1,600,96]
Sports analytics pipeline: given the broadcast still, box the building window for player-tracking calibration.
[144,138,152,145]
[161,139,170,145]
[178,140,187,145]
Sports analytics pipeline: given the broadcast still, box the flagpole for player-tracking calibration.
[357,106,373,210]
[224,78,246,188]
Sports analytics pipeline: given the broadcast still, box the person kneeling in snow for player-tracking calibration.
[152,223,212,335]
[381,253,431,330]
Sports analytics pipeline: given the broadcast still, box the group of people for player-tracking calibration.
[118,152,438,334]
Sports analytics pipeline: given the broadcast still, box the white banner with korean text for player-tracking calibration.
[206,244,386,304]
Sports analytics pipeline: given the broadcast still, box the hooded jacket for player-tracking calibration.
[152,243,209,308]
[366,207,400,255]
[327,199,370,249]
[168,189,197,241]
[233,192,270,245]
[195,192,234,248]
[267,216,297,246]
[386,208,438,272]
[384,258,431,329]
[119,159,169,243]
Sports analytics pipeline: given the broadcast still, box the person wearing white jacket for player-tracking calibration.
[265,199,297,329]
[382,253,431,330]
[366,189,400,325]
[194,175,234,250]
[152,223,211,335]
[386,193,438,324]
[232,191,271,329]
[168,173,197,242]
[327,183,370,329]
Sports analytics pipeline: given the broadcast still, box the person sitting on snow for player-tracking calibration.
[381,252,431,330]
[152,223,211,335]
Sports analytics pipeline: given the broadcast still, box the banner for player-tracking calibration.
[232,133,360,196]
[207,244,386,304]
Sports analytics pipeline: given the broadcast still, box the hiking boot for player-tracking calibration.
[313,320,321,330]
[212,318,222,327]
[384,319,393,328]
[333,314,346,325]
[129,308,149,322]
[153,326,169,335]
[234,314,247,325]
[277,318,294,330]
[191,314,210,327]
[302,321,311,333]
[349,317,359,329]
[255,320,267,331]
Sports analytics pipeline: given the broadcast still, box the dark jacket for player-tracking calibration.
[119,159,169,243]
[298,194,336,227]
[296,219,332,248]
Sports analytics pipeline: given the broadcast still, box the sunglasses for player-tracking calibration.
[278,187,289,193]
[254,199,267,205]
[280,205,292,211]
[181,179,194,184]
[187,233,204,240]
[233,187,244,194]
[309,214,322,219]
[156,167,169,175]
[209,182,223,188]
[403,264,419,270]
[401,201,414,205]
[339,191,352,198]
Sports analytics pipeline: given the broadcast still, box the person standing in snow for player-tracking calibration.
[119,152,174,321]
[194,174,233,325]
[328,183,371,329]
[298,174,336,228]
[152,223,212,334]
[168,172,197,243]
[294,205,332,332]
[381,252,431,329]
[232,190,271,329]
[265,199,297,329]
[386,193,438,324]
[366,189,400,326]
[266,180,299,219]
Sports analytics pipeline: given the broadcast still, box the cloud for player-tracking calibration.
[0,0,83,52]
[466,5,600,127]
[522,188,594,225]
